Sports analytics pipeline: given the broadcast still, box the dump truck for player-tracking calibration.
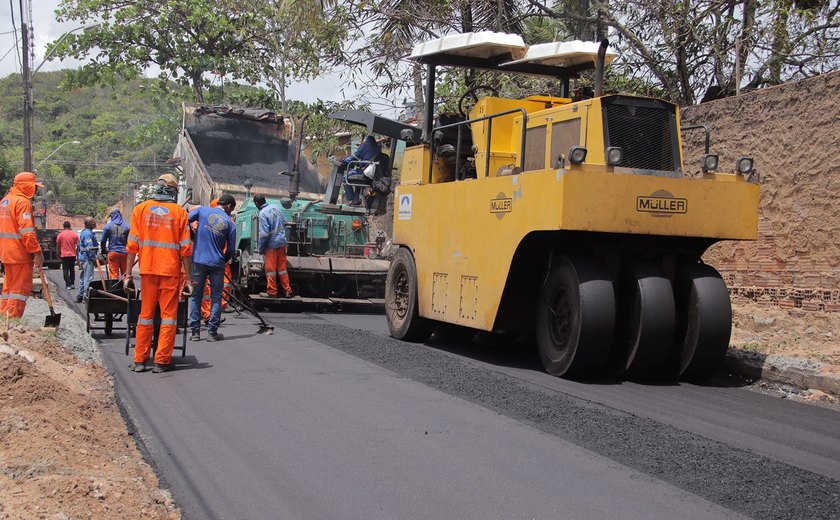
[174,105,417,303]
[385,32,760,381]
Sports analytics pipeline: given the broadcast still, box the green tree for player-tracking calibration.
[53,0,265,102]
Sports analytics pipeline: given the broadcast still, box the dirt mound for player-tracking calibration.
[0,324,180,519]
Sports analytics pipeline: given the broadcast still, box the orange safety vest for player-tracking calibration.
[127,199,192,276]
[0,188,41,264]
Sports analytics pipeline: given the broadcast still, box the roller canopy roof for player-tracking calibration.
[408,31,612,79]
[329,110,422,142]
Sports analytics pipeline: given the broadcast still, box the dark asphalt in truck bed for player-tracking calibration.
[188,117,325,193]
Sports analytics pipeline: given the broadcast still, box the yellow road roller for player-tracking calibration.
[386,32,759,381]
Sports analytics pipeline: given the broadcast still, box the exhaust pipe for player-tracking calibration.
[594,39,609,98]
[289,114,309,200]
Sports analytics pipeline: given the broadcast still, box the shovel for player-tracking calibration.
[95,255,108,291]
[223,272,274,335]
[38,267,61,328]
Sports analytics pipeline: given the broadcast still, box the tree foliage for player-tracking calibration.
[341,0,838,107]
[53,0,350,109]
[0,70,185,217]
[54,0,264,102]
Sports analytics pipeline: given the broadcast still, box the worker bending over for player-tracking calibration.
[254,193,292,298]
[0,172,44,318]
[188,194,236,342]
[101,208,130,279]
[125,174,192,373]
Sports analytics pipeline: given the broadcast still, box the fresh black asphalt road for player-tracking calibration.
[52,272,840,520]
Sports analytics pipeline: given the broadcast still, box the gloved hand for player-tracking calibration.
[122,275,133,294]
[182,282,194,297]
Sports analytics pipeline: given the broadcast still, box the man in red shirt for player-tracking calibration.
[55,220,80,290]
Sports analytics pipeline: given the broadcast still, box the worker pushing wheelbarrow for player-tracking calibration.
[121,174,193,374]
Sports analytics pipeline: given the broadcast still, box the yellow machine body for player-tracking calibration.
[393,95,759,331]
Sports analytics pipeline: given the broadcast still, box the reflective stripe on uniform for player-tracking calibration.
[128,234,139,243]
[265,271,277,276]
[0,232,22,239]
[278,270,287,275]
[138,240,180,250]
[137,318,154,325]
[19,227,35,234]
[179,238,191,246]
[160,318,178,325]
[0,293,28,302]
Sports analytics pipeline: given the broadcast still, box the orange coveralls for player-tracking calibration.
[0,176,42,318]
[127,200,192,366]
[108,252,128,279]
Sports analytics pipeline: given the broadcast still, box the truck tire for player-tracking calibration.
[386,248,434,342]
[536,256,615,378]
[673,262,731,382]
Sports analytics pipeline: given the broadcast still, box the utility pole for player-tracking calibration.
[21,17,33,172]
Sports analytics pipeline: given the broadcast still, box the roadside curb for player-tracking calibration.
[724,347,840,397]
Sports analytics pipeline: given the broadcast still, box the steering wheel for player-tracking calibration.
[458,85,500,119]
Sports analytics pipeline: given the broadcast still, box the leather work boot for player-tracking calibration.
[207,332,224,342]
[131,362,147,373]
[190,332,201,341]
[152,363,174,373]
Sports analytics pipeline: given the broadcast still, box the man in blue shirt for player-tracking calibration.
[255,193,292,298]
[76,217,99,303]
[343,135,381,205]
[187,193,236,341]
[100,208,130,279]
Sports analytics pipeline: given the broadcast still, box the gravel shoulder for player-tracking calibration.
[0,281,180,519]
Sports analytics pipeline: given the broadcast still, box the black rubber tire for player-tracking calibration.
[611,260,675,379]
[673,262,732,382]
[104,315,113,336]
[536,256,615,378]
[434,322,476,343]
[385,248,434,342]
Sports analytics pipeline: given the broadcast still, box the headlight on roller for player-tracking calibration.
[569,146,587,164]
[702,154,719,172]
[737,157,754,174]
[606,147,622,166]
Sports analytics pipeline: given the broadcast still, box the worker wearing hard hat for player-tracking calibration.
[0,172,45,318]
[125,173,193,373]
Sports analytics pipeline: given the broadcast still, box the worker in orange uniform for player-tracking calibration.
[100,208,130,279]
[200,197,234,322]
[254,193,292,298]
[0,172,44,318]
[125,174,192,373]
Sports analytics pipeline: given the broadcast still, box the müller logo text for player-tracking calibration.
[636,190,687,217]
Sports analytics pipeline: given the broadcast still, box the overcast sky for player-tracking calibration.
[0,0,356,106]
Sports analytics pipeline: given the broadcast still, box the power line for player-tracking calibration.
[7,0,21,72]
